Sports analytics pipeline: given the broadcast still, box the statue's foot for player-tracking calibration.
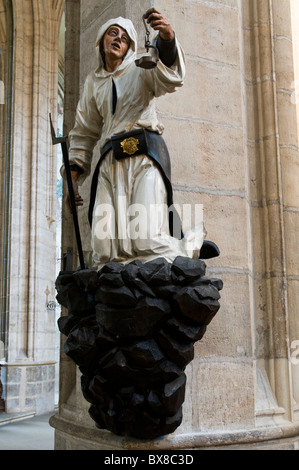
[199,240,220,259]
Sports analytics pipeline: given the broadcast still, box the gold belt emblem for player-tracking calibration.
[121,137,139,156]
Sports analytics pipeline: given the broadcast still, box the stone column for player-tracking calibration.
[290,0,299,411]
[58,0,81,416]
[244,0,299,427]
[51,0,299,449]
[0,0,14,411]
[1,0,65,416]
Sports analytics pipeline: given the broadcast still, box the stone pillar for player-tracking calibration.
[244,0,299,426]
[154,0,256,437]
[290,0,299,410]
[1,0,65,416]
[0,0,14,413]
[58,0,81,417]
[51,0,299,449]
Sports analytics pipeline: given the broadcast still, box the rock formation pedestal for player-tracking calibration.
[55,256,222,439]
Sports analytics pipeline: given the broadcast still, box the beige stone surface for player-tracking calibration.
[163,118,246,193]
[155,0,240,65]
[178,190,251,269]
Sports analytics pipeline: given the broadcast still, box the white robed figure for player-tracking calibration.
[62,9,208,270]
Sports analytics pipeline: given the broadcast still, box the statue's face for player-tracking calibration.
[102,25,130,62]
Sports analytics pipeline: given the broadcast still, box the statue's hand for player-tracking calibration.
[65,172,84,214]
[144,8,174,41]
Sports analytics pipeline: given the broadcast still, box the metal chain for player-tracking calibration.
[142,16,151,51]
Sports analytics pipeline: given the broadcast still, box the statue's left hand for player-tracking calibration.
[144,8,174,41]
[65,171,84,214]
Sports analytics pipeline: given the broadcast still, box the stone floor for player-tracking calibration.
[0,412,55,450]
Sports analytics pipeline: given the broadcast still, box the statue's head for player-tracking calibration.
[100,25,131,67]
[95,17,137,74]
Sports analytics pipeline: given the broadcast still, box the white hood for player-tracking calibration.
[95,17,137,76]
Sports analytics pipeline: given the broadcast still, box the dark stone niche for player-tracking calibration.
[55,256,223,440]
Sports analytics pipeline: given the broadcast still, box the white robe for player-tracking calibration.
[62,17,205,269]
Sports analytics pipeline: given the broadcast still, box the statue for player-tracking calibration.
[61,8,219,269]
[55,8,222,440]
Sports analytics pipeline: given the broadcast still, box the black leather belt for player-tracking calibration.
[101,128,158,161]
[101,140,112,156]
[89,129,183,239]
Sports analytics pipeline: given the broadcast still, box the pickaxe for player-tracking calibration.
[49,113,86,271]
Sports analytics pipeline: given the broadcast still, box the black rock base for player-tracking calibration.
[55,256,223,440]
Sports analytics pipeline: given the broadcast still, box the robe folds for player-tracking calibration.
[61,16,205,269]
